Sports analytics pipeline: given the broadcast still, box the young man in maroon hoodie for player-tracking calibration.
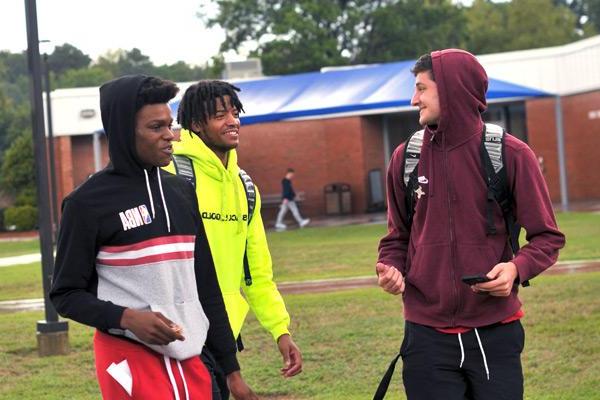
[376,50,565,399]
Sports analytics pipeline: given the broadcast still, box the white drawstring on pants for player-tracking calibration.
[458,333,465,368]
[474,328,490,380]
[163,355,190,400]
[457,328,490,380]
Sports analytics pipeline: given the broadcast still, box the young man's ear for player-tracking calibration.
[190,122,203,134]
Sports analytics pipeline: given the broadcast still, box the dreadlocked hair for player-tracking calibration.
[177,80,244,133]
[135,76,179,112]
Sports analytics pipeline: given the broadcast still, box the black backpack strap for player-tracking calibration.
[239,169,256,286]
[373,351,402,400]
[481,124,527,286]
[172,154,196,188]
[239,169,256,224]
[403,130,425,229]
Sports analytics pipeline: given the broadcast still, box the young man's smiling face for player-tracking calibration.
[194,95,241,156]
[411,71,441,127]
[134,103,175,168]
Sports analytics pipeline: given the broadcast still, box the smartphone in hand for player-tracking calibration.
[461,274,492,285]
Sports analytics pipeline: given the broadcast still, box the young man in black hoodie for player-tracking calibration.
[50,75,246,399]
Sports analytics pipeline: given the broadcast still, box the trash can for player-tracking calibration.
[324,183,352,215]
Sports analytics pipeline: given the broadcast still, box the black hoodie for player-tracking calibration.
[50,75,239,372]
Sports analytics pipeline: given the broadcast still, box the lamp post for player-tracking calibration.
[24,0,69,356]
[41,48,59,241]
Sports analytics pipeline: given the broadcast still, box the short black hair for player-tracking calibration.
[286,168,295,173]
[411,53,435,81]
[135,77,179,111]
[177,80,245,132]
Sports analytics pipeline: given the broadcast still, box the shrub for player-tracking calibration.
[4,205,38,231]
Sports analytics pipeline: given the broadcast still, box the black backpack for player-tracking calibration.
[373,123,525,400]
[172,154,256,286]
[403,123,521,258]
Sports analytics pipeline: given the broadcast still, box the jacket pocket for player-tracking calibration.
[126,301,209,361]
[404,243,452,307]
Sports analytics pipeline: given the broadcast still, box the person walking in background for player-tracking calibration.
[275,168,310,231]
[50,75,240,399]
[375,50,565,400]
[168,80,303,399]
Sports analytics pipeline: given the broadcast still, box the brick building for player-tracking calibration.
[49,37,600,222]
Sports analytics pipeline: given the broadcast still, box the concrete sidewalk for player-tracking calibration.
[2,259,599,313]
[0,253,42,267]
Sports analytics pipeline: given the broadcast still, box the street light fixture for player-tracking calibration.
[24,0,69,356]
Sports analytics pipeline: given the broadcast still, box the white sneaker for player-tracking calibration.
[275,223,287,231]
[300,218,310,228]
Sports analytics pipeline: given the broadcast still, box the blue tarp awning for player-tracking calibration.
[169,59,548,126]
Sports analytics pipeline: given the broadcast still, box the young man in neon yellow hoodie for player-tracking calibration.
[165,80,302,399]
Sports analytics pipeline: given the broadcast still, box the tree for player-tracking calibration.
[464,0,512,54]
[54,66,113,88]
[47,43,92,75]
[153,61,209,82]
[465,0,581,54]
[96,48,155,77]
[0,51,29,104]
[0,130,35,198]
[202,0,399,75]
[554,0,600,32]
[0,88,29,162]
[356,0,467,63]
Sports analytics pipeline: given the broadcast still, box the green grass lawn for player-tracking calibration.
[0,263,41,301]
[270,211,600,282]
[1,273,599,399]
[1,212,599,302]
[0,239,39,258]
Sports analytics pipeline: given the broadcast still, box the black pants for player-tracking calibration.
[401,320,525,400]
[200,347,230,400]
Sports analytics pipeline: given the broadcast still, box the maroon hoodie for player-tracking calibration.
[378,49,565,328]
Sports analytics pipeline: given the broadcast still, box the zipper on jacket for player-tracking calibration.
[443,133,459,327]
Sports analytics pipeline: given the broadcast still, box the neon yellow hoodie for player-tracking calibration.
[165,131,290,341]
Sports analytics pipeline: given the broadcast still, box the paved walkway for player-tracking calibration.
[1,259,599,313]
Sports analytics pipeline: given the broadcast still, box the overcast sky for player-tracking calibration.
[0,0,241,66]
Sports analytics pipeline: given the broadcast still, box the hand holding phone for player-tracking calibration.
[461,274,492,285]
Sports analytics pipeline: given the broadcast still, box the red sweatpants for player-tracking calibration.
[94,330,212,399]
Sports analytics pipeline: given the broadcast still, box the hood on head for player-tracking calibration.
[430,49,487,146]
[100,74,149,175]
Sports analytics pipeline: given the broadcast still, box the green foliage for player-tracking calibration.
[54,66,113,89]
[204,0,398,74]
[207,0,591,74]
[555,0,600,32]
[356,0,467,63]
[0,131,35,196]
[3,205,37,231]
[0,88,30,157]
[47,43,92,75]
[465,0,581,54]
[14,187,36,207]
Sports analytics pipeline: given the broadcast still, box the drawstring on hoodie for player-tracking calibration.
[163,355,190,400]
[143,168,171,233]
[144,169,156,218]
[156,168,171,233]
[457,329,490,380]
